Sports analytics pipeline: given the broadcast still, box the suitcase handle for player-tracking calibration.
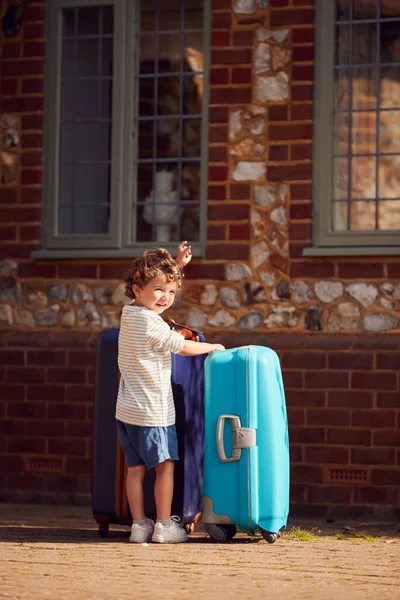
[216,415,256,463]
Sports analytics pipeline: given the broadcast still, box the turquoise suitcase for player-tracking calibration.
[202,345,290,543]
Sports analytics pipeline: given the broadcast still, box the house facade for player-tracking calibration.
[0,0,399,519]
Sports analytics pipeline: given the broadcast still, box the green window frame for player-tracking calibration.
[35,0,210,259]
[306,0,400,257]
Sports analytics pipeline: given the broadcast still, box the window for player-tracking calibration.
[308,0,400,256]
[38,0,210,258]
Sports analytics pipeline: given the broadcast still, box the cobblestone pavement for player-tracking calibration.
[0,504,399,600]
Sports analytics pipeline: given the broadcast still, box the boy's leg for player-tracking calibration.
[126,465,146,521]
[154,459,174,520]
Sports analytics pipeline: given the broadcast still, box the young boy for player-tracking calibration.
[116,241,225,544]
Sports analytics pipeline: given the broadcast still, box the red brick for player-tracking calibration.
[184,263,226,280]
[209,125,228,143]
[210,68,229,85]
[68,351,96,368]
[207,244,249,260]
[270,9,314,27]
[291,104,313,122]
[228,224,249,240]
[290,483,307,502]
[291,144,312,161]
[27,351,66,366]
[0,456,24,473]
[328,390,373,408]
[8,474,45,491]
[8,367,45,384]
[291,84,314,102]
[19,225,41,241]
[291,464,324,484]
[282,352,326,369]
[208,203,249,221]
[21,133,42,148]
[387,263,400,277]
[292,46,314,62]
[65,386,92,403]
[377,392,399,408]
[57,264,97,278]
[352,410,395,428]
[212,0,232,8]
[289,242,307,258]
[285,390,325,407]
[2,60,44,76]
[271,0,290,6]
[48,404,87,420]
[49,439,87,456]
[374,430,400,447]
[268,164,312,181]
[66,421,93,437]
[66,457,91,475]
[351,372,396,390]
[371,468,400,486]
[329,353,373,370]
[232,30,254,46]
[207,224,226,240]
[2,42,22,59]
[21,152,42,167]
[5,332,48,347]
[282,370,304,388]
[353,335,400,350]
[2,78,19,95]
[290,427,325,443]
[25,5,45,21]
[0,226,17,241]
[231,67,252,84]
[269,145,288,161]
[210,87,252,105]
[0,420,26,435]
[46,476,91,494]
[0,350,25,366]
[21,78,44,94]
[212,12,231,28]
[24,42,45,58]
[293,0,314,5]
[21,115,43,130]
[24,23,45,39]
[307,409,350,426]
[27,420,65,437]
[208,146,228,162]
[289,445,303,462]
[209,106,228,123]
[209,165,228,183]
[211,49,252,65]
[290,261,334,278]
[292,65,314,81]
[351,448,395,466]
[354,487,398,505]
[0,188,19,204]
[17,263,56,278]
[327,428,371,446]
[289,222,311,240]
[47,368,86,385]
[8,437,46,453]
[305,446,349,465]
[0,244,38,260]
[291,182,311,200]
[230,184,250,200]
[376,353,400,369]
[338,263,384,278]
[268,105,288,121]
[287,408,305,425]
[97,263,129,279]
[308,485,352,504]
[306,371,349,389]
[269,123,312,141]
[289,202,311,219]
[292,28,314,44]
[208,184,227,200]
[211,31,230,47]
[21,169,42,185]
[0,384,25,402]
[1,96,43,113]
[7,400,46,419]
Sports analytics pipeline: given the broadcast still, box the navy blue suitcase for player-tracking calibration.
[92,328,205,536]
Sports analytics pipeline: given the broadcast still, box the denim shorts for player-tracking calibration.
[116,420,179,469]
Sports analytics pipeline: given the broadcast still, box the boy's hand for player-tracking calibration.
[176,241,192,269]
[208,344,225,353]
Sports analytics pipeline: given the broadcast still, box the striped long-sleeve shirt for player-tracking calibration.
[115,305,185,426]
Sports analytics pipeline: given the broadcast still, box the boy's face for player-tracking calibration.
[133,273,177,315]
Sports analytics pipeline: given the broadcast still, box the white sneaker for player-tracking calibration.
[151,516,188,544]
[129,517,154,543]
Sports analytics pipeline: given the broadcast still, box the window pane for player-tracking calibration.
[353,1,376,20]
[352,23,377,64]
[159,0,181,32]
[380,110,400,153]
[380,67,400,108]
[381,0,400,18]
[334,113,349,155]
[335,70,350,110]
[159,33,182,72]
[379,155,400,198]
[335,0,349,21]
[350,201,376,230]
[352,67,377,109]
[351,112,376,154]
[333,157,349,200]
[335,25,349,65]
[59,6,113,236]
[183,118,201,158]
[332,202,348,232]
[378,200,400,230]
[351,156,376,198]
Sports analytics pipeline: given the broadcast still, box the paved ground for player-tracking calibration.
[0,504,399,600]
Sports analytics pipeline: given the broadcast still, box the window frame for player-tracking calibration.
[35,0,210,259]
[306,0,400,257]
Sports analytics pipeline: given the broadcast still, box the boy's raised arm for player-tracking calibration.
[179,340,225,356]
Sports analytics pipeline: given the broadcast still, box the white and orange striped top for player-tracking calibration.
[115,304,185,427]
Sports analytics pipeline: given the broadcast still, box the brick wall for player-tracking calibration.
[0,0,399,516]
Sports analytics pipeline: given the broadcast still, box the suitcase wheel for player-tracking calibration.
[98,523,109,538]
[204,523,237,542]
[261,529,277,544]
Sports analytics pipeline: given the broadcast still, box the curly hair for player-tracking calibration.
[123,247,183,299]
